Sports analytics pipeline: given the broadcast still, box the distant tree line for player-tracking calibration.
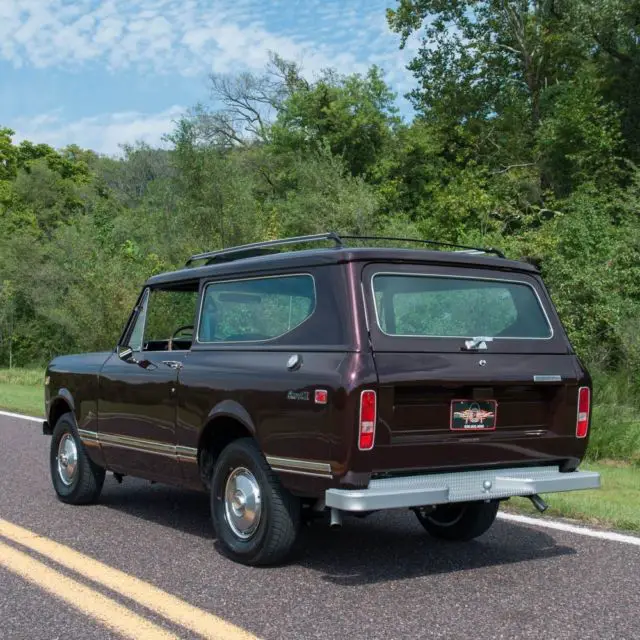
[1,1,639,382]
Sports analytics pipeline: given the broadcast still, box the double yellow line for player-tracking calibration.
[0,519,257,639]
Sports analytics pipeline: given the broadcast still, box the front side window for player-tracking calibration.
[198,275,316,343]
[127,286,199,351]
[372,274,552,339]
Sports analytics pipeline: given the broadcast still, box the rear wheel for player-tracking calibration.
[413,500,499,541]
[50,413,105,504]
[210,438,300,566]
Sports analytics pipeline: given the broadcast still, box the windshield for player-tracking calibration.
[372,274,552,340]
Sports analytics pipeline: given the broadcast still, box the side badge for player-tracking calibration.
[287,390,310,402]
[478,359,487,367]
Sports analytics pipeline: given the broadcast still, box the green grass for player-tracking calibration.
[0,368,45,416]
[507,461,640,533]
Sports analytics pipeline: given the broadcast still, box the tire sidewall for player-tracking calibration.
[416,500,499,541]
[49,414,84,501]
[210,441,276,563]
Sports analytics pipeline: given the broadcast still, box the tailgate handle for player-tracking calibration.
[463,336,493,351]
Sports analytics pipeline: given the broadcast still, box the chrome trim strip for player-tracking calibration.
[176,445,198,457]
[83,432,199,460]
[369,271,555,341]
[265,455,332,473]
[103,441,176,458]
[101,433,175,454]
[534,375,563,382]
[270,467,333,479]
[77,428,98,441]
[195,273,317,345]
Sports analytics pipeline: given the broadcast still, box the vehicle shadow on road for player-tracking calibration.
[99,478,214,539]
[99,478,576,585]
[295,512,577,586]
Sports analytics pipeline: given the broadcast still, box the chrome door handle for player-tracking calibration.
[162,360,183,370]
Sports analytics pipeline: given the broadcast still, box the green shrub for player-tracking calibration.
[586,369,640,465]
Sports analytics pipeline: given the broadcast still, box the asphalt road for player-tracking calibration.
[1,414,639,640]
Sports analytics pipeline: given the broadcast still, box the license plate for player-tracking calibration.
[450,400,497,431]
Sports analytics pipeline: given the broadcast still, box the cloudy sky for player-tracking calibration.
[0,0,417,155]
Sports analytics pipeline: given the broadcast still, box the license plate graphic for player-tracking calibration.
[450,400,497,431]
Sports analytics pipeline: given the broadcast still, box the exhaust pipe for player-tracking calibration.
[528,494,548,513]
[329,508,343,529]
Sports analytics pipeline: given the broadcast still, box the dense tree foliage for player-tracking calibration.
[1,2,639,382]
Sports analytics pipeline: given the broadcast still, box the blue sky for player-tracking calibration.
[0,0,418,155]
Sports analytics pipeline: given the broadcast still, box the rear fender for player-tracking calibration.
[205,399,256,438]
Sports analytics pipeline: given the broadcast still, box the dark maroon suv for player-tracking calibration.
[43,233,600,565]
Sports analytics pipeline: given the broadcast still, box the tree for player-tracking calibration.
[386,0,628,199]
[272,66,400,178]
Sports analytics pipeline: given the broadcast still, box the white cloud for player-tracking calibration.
[0,0,411,83]
[3,1,420,153]
[13,106,185,155]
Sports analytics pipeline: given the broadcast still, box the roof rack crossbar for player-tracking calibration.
[185,232,344,267]
[338,235,506,259]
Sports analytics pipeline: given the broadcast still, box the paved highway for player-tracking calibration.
[1,413,639,640]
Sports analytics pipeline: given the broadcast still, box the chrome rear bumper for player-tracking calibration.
[325,466,600,512]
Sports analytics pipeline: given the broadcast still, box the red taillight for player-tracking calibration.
[576,387,590,438]
[359,390,377,450]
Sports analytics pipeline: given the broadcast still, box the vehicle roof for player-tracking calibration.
[145,247,539,287]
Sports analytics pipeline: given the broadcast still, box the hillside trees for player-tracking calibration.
[0,1,639,371]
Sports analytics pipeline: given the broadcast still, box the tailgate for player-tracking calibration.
[353,262,590,474]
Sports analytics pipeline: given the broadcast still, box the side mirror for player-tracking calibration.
[117,346,136,362]
[117,345,156,370]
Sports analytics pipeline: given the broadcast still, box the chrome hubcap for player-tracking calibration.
[224,467,262,540]
[57,433,78,486]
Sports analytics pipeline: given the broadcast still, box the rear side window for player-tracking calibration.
[198,275,316,343]
[372,274,552,339]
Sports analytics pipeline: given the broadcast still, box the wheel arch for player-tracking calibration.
[46,391,75,433]
[197,400,257,487]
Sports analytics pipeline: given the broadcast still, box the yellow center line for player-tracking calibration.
[0,519,258,640]
[0,540,178,640]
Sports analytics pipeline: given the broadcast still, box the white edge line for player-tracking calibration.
[0,410,44,423]
[498,512,640,546]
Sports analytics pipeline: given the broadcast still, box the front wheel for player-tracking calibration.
[50,413,105,504]
[210,438,300,566]
[413,500,499,541]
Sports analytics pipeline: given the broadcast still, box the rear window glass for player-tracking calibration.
[198,275,315,343]
[372,274,552,339]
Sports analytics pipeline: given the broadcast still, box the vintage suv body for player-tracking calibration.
[43,233,600,565]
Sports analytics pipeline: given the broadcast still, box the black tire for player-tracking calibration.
[414,500,499,541]
[210,438,300,566]
[50,412,105,505]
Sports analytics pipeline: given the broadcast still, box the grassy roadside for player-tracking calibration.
[506,461,640,533]
[0,368,44,416]
[0,368,638,534]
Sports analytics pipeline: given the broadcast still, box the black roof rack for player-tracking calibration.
[185,232,505,267]
[185,232,343,267]
[338,235,506,259]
